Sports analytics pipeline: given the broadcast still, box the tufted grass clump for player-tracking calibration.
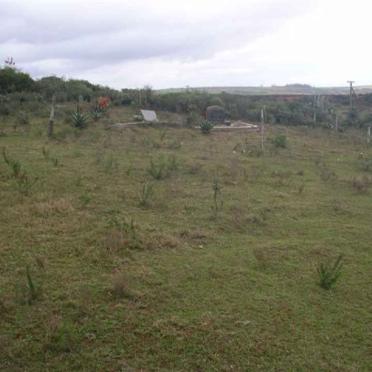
[317,255,343,290]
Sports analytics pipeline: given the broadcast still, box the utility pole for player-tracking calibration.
[368,126,371,144]
[260,107,265,152]
[347,81,355,110]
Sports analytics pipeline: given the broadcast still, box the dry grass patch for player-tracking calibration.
[32,198,74,217]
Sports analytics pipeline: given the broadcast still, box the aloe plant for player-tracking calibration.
[200,120,214,134]
[71,105,89,129]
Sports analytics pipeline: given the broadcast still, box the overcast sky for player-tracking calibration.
[1,0,371,89]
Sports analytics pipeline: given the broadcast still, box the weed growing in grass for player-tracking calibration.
[317,255,344,290]
[15,266,42,305]
[79,192,92,207]
[138,181,154,208]
[42,146,50,160]
[2,148,38,194]
[42,147,59,166]
[147,155,178,180]
[2,147,21,177]
[298,183,305,194]
[26,266,39,304]
[159,127,168,142]
[148,156,168,180]
[103,154,119,174]
[106,216,141,250]
[45,320,80,353]
[111,272,134,299]
[167,154,178,171]
[212,177,223,218]
[15,172,38,195]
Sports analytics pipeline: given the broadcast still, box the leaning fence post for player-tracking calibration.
[47,94,55,138]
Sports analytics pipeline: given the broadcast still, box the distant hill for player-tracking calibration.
[157,84,372,96]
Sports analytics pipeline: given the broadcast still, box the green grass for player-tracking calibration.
[0,111,371,371]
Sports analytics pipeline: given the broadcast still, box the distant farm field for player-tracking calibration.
[1,113,371,371]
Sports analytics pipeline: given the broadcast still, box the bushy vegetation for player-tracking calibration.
[3,66,372,130]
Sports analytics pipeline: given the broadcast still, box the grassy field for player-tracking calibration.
[1,109,371,371]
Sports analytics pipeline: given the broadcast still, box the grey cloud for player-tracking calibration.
[0,0,319,86]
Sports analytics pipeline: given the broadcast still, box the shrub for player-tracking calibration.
[271,134,287,148]
[200,120,214,134]
[317,255,343,290]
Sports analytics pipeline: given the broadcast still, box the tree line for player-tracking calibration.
[1,66,370,128]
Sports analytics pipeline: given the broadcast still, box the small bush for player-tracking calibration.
[271,134,287,148]
[317,255,343,290]
[200,120,214,134]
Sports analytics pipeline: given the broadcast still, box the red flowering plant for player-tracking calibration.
[98,96,110,110]
[91,96,110,121]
